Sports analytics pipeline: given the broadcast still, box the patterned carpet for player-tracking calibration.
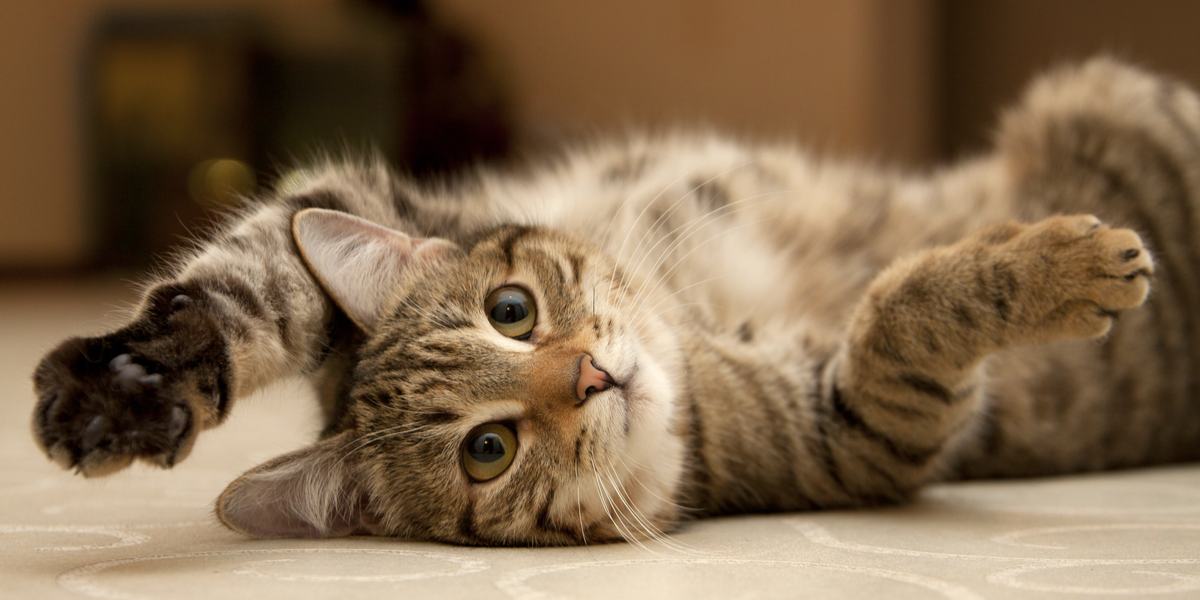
[3,280,1199,599]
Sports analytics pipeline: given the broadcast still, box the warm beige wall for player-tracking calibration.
[943,0,1200,157]
[2,1,939,268]
[3,3,91,267]
[432,0,938,163]
[12,1,1200,269]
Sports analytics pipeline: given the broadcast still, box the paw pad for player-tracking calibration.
[32,339,197,477]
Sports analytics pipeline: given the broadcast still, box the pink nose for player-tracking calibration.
[576,355,615,402]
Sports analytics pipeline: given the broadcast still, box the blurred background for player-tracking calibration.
[3,0,1200,275]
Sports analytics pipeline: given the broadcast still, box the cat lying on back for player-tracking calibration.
[31,58,1200,543]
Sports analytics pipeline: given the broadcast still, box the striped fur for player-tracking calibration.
[31,57,1200,543]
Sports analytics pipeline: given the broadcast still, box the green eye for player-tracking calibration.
[462,423,518,481]
[485,286,537,340]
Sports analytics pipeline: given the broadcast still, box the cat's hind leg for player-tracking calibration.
[811,214,1152,502]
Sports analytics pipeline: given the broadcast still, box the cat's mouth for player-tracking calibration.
[599,360,639,402]
[617,363,640,395]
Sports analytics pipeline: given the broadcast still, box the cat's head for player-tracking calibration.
[216,209,686,543]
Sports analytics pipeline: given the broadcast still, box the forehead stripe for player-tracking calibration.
[567,253,584,284]
[497,225,535,268]
[550,258,567,287]
[412,409,460,428]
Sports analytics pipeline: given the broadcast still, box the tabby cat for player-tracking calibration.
[31,58,1200,544]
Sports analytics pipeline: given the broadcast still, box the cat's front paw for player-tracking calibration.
[1005,214,1153,339]
[32,336,198,477]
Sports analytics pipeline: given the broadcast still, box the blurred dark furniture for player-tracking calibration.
[85,0,509,268]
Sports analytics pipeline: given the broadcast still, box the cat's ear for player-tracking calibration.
[292,208,459,332]
[215,431,378,538]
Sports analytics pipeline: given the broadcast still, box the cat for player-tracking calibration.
[30,57,1200,544]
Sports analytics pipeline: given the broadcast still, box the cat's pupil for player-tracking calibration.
[469,432,506,463]
[490,298,527,324]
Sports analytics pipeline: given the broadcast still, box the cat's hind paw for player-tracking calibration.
[1006,214,1153,339]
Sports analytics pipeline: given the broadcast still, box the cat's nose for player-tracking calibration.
[576,354,615,402]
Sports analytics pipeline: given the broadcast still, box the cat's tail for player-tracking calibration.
[999,56,1200,223]
[998,55,1200,290]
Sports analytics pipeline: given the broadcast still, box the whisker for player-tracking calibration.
[608,456,727,558]
[622,190,792,315]
[574,458,590,546]
[611,452,700,513]
[601,461,698,555]
[629,302,707,334]
[601,467,664,551]
[334,423,437,466]
[617,186,760,310]
[614,166,753,307]
[606,161,754,306]
[627,216,775,326]
[625,275,724,329]
[589,447,654,554]
[393,294,457,330]
[604,165,711,300]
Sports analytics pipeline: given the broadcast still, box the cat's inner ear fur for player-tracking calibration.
[215,431,376,538]
[292,208,459,332]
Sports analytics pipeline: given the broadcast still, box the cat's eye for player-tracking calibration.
[485,286,537,340]
[462,423,518,481]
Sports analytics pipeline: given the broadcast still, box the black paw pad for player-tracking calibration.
[1123,268,1152,282]
[32,337,197,476]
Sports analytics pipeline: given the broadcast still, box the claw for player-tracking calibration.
[167,405,188,441]
[48,444,74,470]
[80,415,110,452]
[170,293,193,310]
[111,356,151,394]
[37,390,60,431]
[108,353,132,371]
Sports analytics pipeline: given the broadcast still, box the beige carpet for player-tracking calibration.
[2,280,1199,599]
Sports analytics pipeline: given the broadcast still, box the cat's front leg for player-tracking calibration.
[816,214,1152,502]
[31,188,379,477]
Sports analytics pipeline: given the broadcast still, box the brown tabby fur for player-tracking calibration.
[31,58,1200,544]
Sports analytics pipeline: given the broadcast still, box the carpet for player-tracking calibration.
[3,280,1198,599]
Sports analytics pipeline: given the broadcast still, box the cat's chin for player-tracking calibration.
[612,349,687,526]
